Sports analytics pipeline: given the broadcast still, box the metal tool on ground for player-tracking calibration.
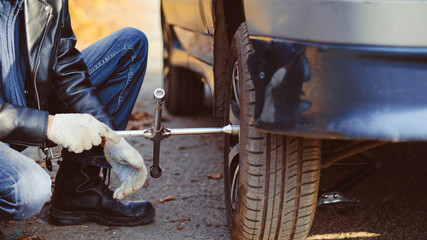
[116,88,239,178]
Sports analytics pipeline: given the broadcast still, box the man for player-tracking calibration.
[0,0,155,226]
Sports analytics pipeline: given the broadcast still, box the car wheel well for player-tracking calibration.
[224,0,245,41]
[213,0,245,117]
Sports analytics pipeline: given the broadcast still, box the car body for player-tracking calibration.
[161,0,427,239]
[163,0,427,141]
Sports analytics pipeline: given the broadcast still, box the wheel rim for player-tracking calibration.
[232,61,240,109]
[227,60,240,212]
[229,144,239,210]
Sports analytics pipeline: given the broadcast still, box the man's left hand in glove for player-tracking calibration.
[104,137,147,200]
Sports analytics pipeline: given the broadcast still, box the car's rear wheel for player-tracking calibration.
[161,9,204,115]
[164,66,204,115]
[224,22,321,240]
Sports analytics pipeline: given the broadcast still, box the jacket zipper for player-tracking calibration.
[32,7,53,110]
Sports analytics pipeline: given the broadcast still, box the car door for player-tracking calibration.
[162,0,205,33]
[200,0,214,35]
[162,0,214,64]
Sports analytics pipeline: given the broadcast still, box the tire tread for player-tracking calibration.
[227,22,320,240]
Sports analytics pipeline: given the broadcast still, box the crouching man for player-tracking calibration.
[0,0,154,226]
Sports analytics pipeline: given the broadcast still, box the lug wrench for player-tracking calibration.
[116,88,239,178]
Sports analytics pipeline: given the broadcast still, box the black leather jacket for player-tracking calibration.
[0,0,116,146]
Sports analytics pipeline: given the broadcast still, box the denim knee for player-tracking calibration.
[117,27,148,62]
[120,27,148,50]
[0,162,52,220]
[16,166,52,220]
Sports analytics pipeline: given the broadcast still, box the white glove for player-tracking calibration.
[47,113,120,153]
[104,138,147,200]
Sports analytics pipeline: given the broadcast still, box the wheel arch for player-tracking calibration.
[213,0,245,117]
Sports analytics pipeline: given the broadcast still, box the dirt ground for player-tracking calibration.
[1,0,427,239]
[310,143,427,240]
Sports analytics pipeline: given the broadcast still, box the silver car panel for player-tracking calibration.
[201,0,214,34]
[173,26,214,64]
[162,0,207,34]
[244,0,427,47]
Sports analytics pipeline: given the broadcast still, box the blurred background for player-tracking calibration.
[69,0,162,74]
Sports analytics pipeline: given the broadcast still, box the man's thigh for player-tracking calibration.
[80,27,148,129]
[0,143,52,220]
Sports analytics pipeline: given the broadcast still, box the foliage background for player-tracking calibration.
[69,0,116,49]
[68,0,162,71]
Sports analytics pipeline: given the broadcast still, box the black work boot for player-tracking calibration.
[49,159,155,226]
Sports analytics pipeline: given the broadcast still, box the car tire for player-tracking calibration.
[224,22,321,240]
[164,66,204,115]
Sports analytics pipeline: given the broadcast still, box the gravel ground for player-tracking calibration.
[310,143,427,240]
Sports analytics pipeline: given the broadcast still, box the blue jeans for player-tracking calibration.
[0,142,52,220]
[61,27,148,168]
[0,28,148,220]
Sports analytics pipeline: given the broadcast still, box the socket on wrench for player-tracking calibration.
[116,88,239,178]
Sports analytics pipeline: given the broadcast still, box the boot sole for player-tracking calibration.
[49,206,155,226]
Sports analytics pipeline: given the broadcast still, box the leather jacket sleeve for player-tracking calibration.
[50,3,117,130]
[0,2,116,147]
[0,103,48,146]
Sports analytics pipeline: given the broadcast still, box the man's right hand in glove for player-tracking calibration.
[47,113,121,153]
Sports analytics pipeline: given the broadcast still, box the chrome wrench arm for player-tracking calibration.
[116,124,239,137]
[116,88,239,179]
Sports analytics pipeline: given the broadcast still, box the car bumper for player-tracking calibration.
[249,37,427,142]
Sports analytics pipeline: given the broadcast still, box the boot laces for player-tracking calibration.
[102,167,111,187]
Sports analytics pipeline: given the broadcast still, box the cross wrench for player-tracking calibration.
[116,88,239,178]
